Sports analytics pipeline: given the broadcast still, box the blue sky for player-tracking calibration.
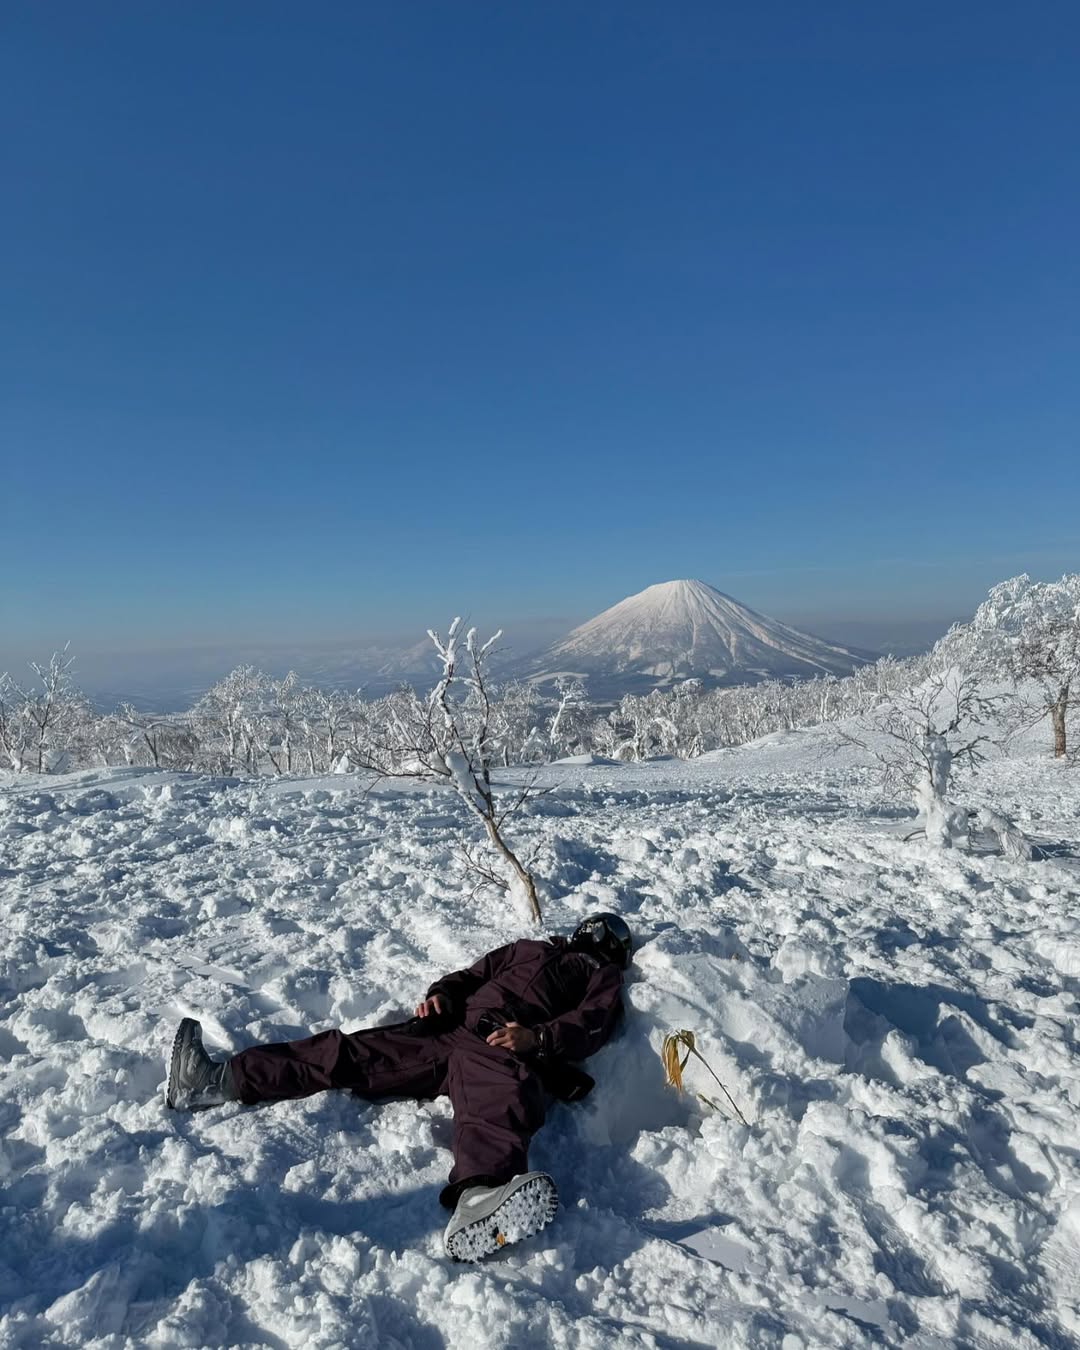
[2,2,1078,661]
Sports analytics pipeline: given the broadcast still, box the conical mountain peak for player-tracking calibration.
[528,579,870,697]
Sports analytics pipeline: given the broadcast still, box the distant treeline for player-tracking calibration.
[0,646,926,776]
[2,572,1076,775]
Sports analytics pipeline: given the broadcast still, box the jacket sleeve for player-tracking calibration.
[533,960,623,1062]
[426,942,518,1010]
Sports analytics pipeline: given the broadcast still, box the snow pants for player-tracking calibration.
[228,1023,546,1202]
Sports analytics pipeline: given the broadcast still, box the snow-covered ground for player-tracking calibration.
[1,730,1078,1348]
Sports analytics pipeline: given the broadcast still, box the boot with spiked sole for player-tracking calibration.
[444,1172,558,1262]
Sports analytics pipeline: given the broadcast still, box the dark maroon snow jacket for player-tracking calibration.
[227,936,626,1204]
[425,936,624,1068]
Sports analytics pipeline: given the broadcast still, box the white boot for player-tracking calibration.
[444,1172,558,1262]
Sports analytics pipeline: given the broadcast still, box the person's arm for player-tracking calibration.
[532,961,623,1061]
[420,941,518,1016]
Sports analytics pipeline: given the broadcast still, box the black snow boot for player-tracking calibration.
[165,1017,237,1110]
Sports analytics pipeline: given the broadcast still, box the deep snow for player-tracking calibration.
[1,729,1078,1348]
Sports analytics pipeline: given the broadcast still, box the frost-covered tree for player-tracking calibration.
[846,668,997,848]
[0,682,23,772]
[112,703,198,769]
[264,672,304,775]
[486,680,546,766]
[0,648,90,773]
[548,677,591,758]
[954,574,1080,758]
[193,665,273,773]
[667,679,707,757]
[587,710,620,760]
[348,620,544,922]
[301,687,356,773]
[612,693,666,760]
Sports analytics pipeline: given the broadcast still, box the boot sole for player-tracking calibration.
[165,1017,199,1110]
[445,1174,559,1263]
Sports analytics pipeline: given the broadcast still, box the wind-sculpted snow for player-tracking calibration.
[1,737,1078,1347]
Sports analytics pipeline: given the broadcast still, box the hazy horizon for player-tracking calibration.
[0,596,962,712]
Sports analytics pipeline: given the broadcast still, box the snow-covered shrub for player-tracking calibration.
[975,806,1036,861]
[846,667,997,848]
[610,691,676,760]
[191,665,276,773]
[347,620,545,923]
[547,676,591,758]
[104,705,199,769]
[488,679,548,765]
[299,686,357,773]
[0,648,92,773]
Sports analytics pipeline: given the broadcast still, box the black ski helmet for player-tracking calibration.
[571,912,633,969]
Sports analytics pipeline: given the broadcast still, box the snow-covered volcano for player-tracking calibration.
[528,579,871,695]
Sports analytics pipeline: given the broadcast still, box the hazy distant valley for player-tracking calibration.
[13,586,958,712]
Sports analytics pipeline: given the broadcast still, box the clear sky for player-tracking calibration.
[3,2,1078,661]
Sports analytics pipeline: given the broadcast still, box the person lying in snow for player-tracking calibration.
[165,911,632,1262]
